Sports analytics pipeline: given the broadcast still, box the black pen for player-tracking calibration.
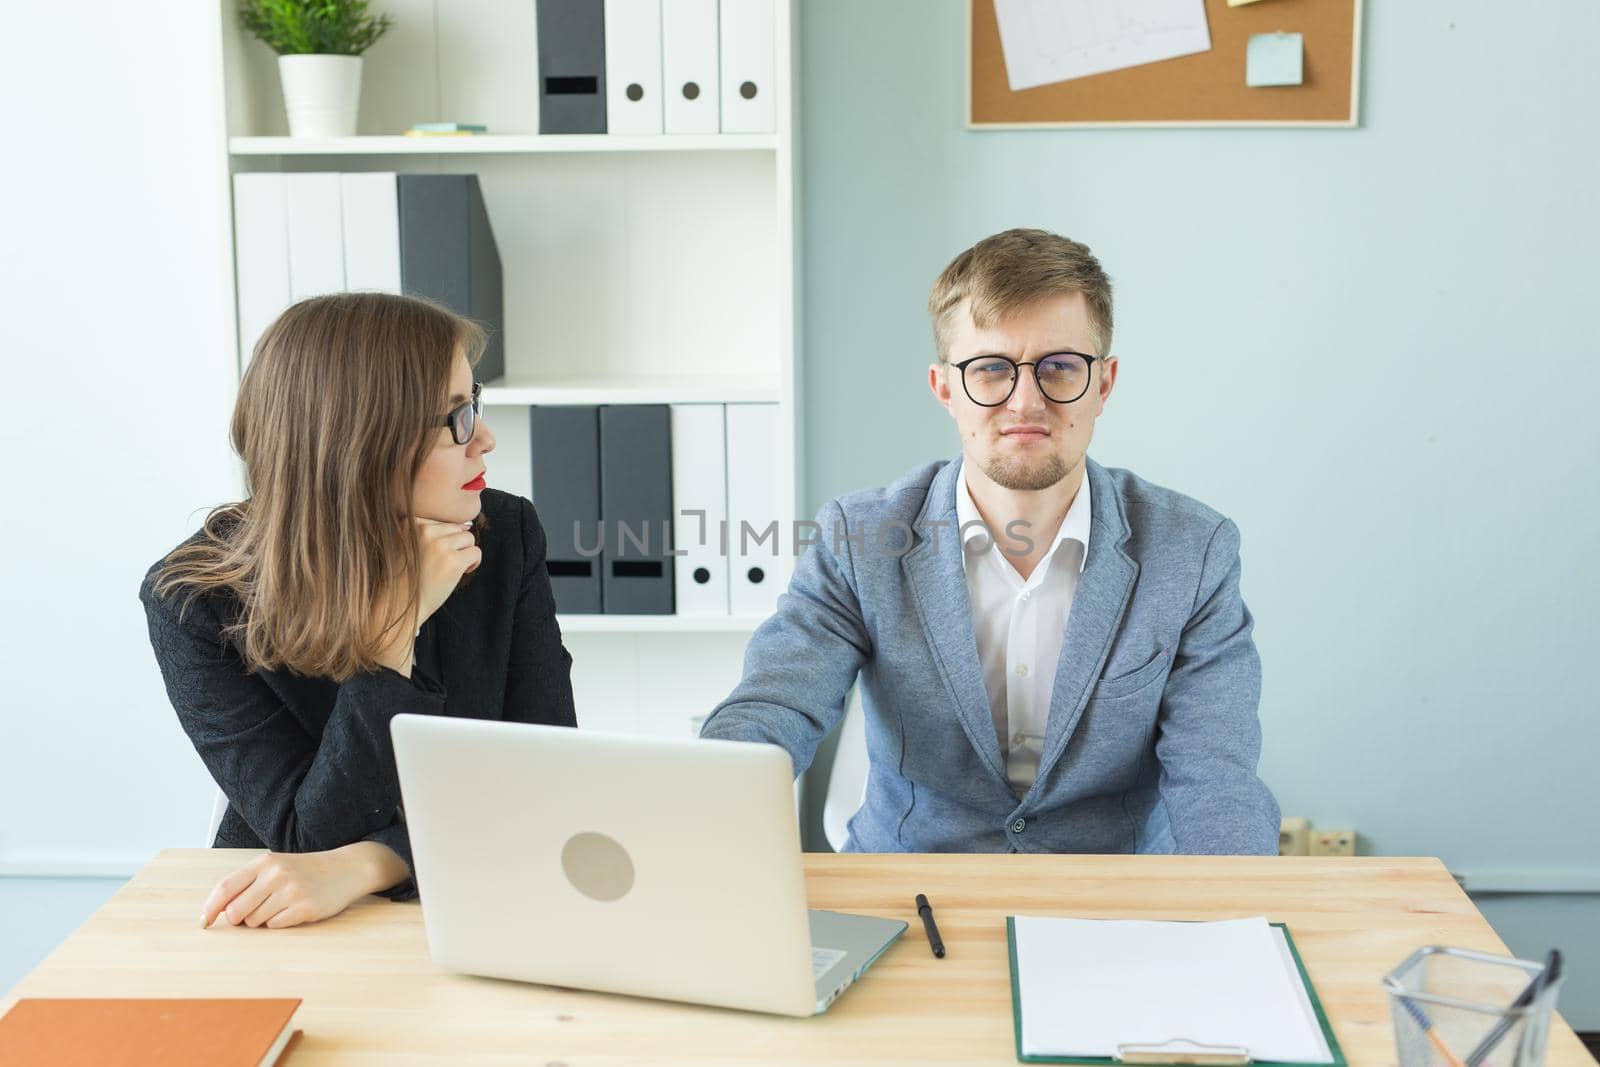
[1463,949,1562,1067]
[915,893,945,958]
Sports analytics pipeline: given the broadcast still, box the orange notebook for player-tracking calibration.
[0,998,301,1066]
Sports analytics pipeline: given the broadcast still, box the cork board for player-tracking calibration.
[969,0,1363,128]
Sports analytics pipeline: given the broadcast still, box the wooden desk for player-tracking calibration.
[3,850,1592,1066]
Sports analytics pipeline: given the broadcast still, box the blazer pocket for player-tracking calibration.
[1093,646,1170,699]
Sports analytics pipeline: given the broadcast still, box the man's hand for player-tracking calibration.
[200,842,409,930]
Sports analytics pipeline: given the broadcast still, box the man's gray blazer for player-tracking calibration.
[700,456,1280,856]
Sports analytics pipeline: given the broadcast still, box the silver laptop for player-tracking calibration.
[390,715,906,1017]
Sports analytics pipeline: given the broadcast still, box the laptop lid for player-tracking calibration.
[392,716,829,1016]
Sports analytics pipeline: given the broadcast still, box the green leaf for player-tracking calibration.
[239,0,394,56]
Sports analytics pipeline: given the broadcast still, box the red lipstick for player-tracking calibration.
[462,472,486,492]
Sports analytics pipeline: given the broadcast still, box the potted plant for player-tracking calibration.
[240,0,394,137]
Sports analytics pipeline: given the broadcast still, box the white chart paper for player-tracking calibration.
[993,0,1213,91]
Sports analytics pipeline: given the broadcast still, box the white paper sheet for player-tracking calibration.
[1273,923,1334,1062]
[993,0,1212,92]
[1012,916,1334,1063]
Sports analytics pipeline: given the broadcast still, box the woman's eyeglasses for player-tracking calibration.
[443,381,482,445]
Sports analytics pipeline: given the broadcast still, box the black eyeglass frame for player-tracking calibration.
[443,381,483,445]
[949,351,1104,407]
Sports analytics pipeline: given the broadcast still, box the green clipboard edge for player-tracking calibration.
[1005,917,1349,1067]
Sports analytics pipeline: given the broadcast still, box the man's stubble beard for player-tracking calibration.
[981,450,1074,492]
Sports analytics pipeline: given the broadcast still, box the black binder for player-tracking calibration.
[537,0,607,134]
[396,174,505,381]
[530,406,603,614]
[599,405,675,614]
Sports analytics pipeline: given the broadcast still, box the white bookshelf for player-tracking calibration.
[219,0,801,735]
[557,614,767,634]
[481,375,781,407]
[230,134,778,155]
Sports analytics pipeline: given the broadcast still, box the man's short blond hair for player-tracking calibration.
[928,228,1114,361]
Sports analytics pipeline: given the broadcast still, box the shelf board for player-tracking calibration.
[557,614,768,634]
[482,376,781,406]
[230,133,778,156]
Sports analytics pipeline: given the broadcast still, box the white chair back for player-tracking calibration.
[204,788,229,846]
[822,685,870,851]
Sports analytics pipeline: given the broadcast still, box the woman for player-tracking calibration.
[141,292,576,929]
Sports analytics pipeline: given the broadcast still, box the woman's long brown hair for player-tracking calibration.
[153,292,486,680]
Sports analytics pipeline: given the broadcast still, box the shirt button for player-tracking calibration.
[1015,664,1029,677]
[1012,818,1027,834]
[1020,591,1031,602]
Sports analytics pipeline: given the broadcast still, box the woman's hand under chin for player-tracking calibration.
[200,842,410,930]
[371,517,483,675]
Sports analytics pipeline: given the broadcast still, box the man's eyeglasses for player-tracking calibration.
[443,381,482,445]
[950,352,1102,407]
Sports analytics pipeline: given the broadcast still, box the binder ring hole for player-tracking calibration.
[682,81,700,100]
[693,567,711,584]
[626,83,644,102]
[747,566,765,584]
[740,80,758,100]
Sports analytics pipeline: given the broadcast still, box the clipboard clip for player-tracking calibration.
[1116,1039,1253,1066]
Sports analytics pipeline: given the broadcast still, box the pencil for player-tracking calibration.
[1399,996,1467,1067]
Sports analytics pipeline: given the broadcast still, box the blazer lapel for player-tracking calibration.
[425,579,478,719]
[901,459,1010,787]
[416,613,453,716]
[1030,458,1139,792]
[428,522,514,721]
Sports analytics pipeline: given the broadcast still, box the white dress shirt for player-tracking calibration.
[955,461,1092,794]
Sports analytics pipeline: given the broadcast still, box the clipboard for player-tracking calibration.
[1006,918,1348,1067]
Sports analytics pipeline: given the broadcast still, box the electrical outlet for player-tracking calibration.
[1279,816,1311,856]
[1311,829,1356,856]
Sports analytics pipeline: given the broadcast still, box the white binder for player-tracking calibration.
[718,0,775,133]
[339,172,401,293]
[604,0,664,135]
[285,172,345,301]
[725,403,783,617]
[671,404,730,615]
[231,172,290,367]
[663,0,720,134]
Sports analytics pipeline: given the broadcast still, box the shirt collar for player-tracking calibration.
[955,459,1092,574]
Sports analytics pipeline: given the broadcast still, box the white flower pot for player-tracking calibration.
[278,54,363,138]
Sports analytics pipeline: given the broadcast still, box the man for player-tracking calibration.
[701,228,1278,856]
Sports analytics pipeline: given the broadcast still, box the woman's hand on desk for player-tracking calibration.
[200,842,410,929]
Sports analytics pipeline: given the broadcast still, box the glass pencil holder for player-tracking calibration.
[1383,946,1564,1067]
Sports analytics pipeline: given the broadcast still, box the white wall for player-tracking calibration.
[0,879,124,993]
[0,2,239,872]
